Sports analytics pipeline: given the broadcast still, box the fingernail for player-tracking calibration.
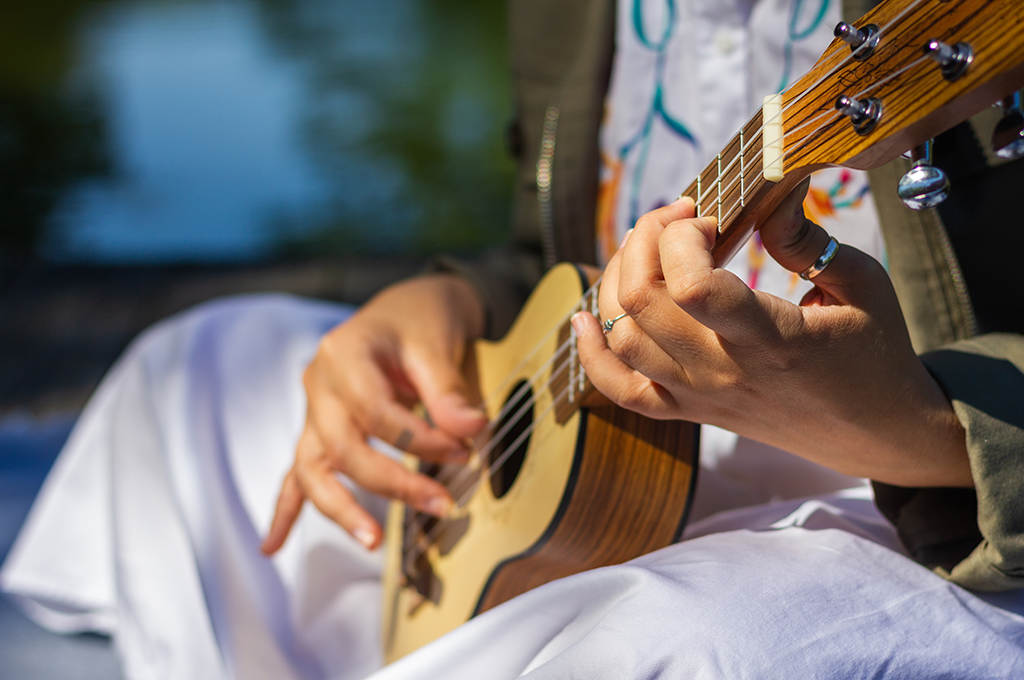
[457,404,487,421]
[423,496,452,517]
[619,228,633,248]
[446,395,486,422]
[353,526,377,550]
[570,312,585,335]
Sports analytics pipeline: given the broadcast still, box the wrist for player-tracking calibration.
[433,273,486,341]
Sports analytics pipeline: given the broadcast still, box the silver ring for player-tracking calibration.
[602,313,628,334]
[799,236,840,280]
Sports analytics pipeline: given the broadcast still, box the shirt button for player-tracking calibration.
[714,28,736,55]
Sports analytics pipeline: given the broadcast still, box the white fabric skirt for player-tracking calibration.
[4,294,1024,680]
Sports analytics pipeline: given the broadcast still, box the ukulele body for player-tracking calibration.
[382,263,699,662]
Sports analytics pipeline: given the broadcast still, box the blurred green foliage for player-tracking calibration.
[0,1,112,256]
[261,0,515,256]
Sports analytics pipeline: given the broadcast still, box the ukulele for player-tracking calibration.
[383,0,1024,661]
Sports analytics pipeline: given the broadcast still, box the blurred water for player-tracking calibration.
[2,0,513,262]
[45,0,332,261]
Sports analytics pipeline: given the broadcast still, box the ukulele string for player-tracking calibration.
[400,0,930,552]
[688,0,928,213]
[695,48,932,232]
[402,360,580,564]
[467,0,922,430]
[401,50,911,547]
[401,282,601,524]
[465,0,926,467]
[469,279,601,428]
[402,322,586,533]
[409,1,927,528]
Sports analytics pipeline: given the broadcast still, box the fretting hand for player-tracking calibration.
[261,274,488,554]
[572,181,973,488]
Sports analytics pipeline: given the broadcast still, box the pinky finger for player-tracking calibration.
[570,311,678,419]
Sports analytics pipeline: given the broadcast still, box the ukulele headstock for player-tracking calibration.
[780,0,1024,175]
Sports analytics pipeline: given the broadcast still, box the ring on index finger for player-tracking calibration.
[602,313,628,334]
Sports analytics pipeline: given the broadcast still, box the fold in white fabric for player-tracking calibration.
[372,518,1024,679]
[2,295,384,680]
[4,295,1024,679]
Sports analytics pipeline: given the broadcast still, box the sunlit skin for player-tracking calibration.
[261,274,489,554]
[574,182,971,489]
[263,182,972,555]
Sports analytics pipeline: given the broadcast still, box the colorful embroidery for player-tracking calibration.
[803,169,870,223]
[596,0,697,265]
[776,0,832,92]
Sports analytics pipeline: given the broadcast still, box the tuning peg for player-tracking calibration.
[834,22,879,60]
[992,92,1024,160]
[923,40,973,81]
[835,95,882,134]
[898,140,949,210]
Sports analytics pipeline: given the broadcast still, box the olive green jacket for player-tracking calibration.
[444,0,1024,591]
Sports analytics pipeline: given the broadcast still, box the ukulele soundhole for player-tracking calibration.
[489,380,533,499]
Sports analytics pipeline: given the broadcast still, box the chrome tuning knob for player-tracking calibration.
[992,92,1024,160]
[924,40,972,81]
[834,22,879,60]
[835,95,882,135]
[898,141,949,210]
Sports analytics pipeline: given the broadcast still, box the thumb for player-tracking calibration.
[758,177,885,305]
[404,350,488,439]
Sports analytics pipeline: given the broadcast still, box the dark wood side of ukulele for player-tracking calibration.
[475,407,699,614]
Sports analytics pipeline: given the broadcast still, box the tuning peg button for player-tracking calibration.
[924,40,973,81]
[898,141,949,210]
[835,95,882,135]
[834,22,879,60]
[992,92,1024,160]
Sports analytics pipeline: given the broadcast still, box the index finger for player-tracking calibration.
[658,216,785,347]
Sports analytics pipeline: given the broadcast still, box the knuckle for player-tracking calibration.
[352,402,385,436]
[613,383,650,413]
[323,440,350,470]
[606,329,648,370]
[617,280,651,317]
[634,212,661,232]
[389,473,417,505]
[666,269,712,311]
[293,461,318,494]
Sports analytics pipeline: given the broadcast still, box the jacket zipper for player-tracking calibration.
[537,104,560,270]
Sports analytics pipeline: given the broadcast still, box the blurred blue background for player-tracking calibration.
[3,0,514,262]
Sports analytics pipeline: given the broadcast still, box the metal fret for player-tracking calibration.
[568,322,576,405]
[568,297,583,404]
[695,173,701,217]
[739,129,745,207]
[716,153,722,233]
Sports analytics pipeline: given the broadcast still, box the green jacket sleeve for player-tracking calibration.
[427,0,615,342]
[873,333,1024,591]
[429,245,545,341]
